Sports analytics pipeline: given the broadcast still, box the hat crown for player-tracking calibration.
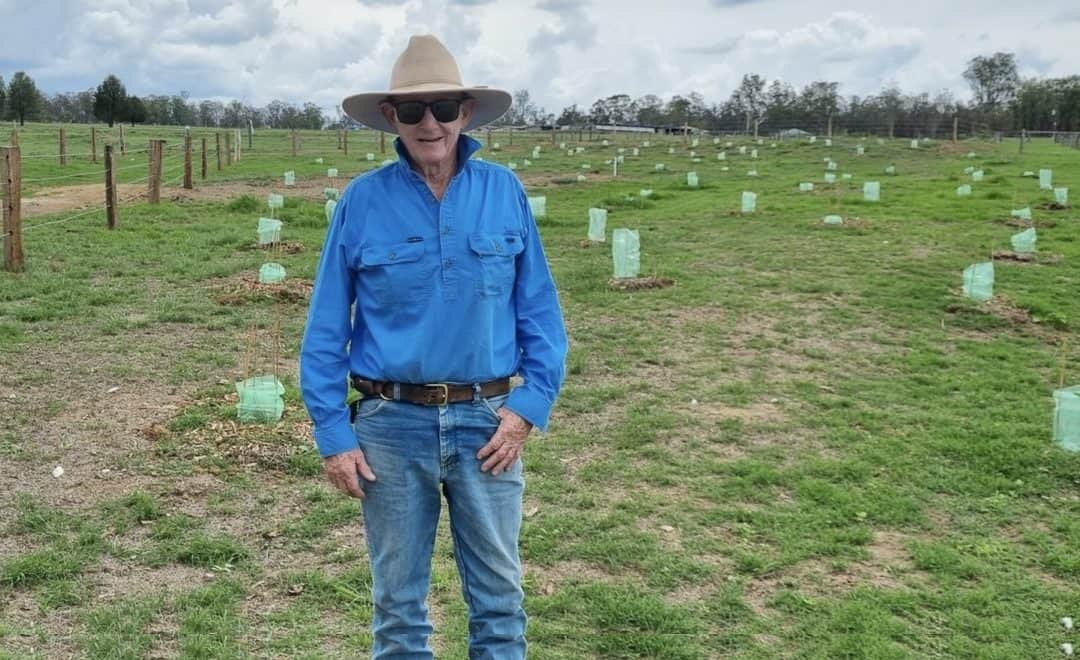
[390,34,464,92]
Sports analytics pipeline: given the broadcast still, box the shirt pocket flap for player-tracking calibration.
[360,240,424,267]
[468,233,524,257]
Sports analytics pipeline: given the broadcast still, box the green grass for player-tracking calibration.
[2,127,1080,657]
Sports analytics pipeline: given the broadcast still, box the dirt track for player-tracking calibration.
[21,178,344,218]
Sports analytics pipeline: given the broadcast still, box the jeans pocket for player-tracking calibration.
[353,396,389,421]
[478,393,509,423]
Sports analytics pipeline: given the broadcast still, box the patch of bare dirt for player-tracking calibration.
[207,273,313,306]
[607,275,675,291]
[992,250,1037,263]
[21,177,348,218]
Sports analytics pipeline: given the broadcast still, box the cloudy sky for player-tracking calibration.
[0,0,1076,118]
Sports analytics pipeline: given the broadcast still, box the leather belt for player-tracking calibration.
[351,376,511,406]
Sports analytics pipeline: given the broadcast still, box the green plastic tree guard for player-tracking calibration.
[864,181,880,201]
[1010,227,1037,253]
[325,199,337,223]
[236,375,285,423]
[1053,387,1080,452]
[962,262,994,302]
[257,217,282,246]
[1040,169,1053,190]
[527,195,546,218]
[259,262,286,284]
[741,191,757,213]
[1055,188,1069,205]
[612,228,640,279]
[587,208,607,242]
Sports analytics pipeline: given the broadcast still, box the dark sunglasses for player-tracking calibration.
[392,98,464,125]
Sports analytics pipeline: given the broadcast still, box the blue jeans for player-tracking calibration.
[352,392,526,659]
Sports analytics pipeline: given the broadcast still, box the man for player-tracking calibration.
[300,34,567,659]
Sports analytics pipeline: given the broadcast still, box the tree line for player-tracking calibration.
[0,73,327,130]
[2,53,1077,136]
[496,53,1080,138]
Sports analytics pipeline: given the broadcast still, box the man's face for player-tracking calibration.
[380,95,474,169]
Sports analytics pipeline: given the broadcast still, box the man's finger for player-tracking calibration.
[481,443,513,472]
[354,453,376,482]
[477,433,504,460]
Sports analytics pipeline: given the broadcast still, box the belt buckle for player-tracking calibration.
[424,383,449,405]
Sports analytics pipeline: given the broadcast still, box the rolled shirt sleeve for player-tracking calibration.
[505,187,568,431]
[300,194,359,458]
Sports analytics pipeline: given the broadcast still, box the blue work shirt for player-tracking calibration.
[300,134,568,458]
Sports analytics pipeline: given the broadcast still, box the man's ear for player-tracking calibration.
[460,98,476,124]
[378,102,396,128]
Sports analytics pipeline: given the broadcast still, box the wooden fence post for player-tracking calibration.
[148,139,164,204]
[248,120,253,149]
[343,130,348,156]
[119,125,126,155]
[1,146,23,272]
[337,129,343,150]
[508,127,513,146]
[291,131,297,157]
[104,145,117,230]
[201,138,207,180]
[225,131,233,166]
[59,127,67,166]
[235,129,241,162]
[90,127,97,163]
[1020,128,1026,154]
[8,129,17,147]
[827,115,833,138]
[380,131,386,154]
[952,116,958,143]
[183,131,193,189]
[486,128,491,147]
[215,132,222,171]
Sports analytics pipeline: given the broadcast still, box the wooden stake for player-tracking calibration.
[225,131,233,166]
[291,131,297,157]
[1,146,23,272]
[952,116,959,143]
[119,124,125,155]
[104,144,117,229]
[183,131,193,190]
[216,132,222,171]
[59,127,67,166]
[90,127,97,163]
[148,139,164,204]
[380,131,386,154]
[201,138,207,180]
[343,130,348,156]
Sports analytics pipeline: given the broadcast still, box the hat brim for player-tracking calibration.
[342,87,512,134]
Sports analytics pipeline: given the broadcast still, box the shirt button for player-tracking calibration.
[444,259,453,268]
[442,226,451,235]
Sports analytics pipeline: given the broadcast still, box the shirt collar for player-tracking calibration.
[393,134,483,177]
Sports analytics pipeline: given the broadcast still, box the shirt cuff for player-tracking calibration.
[313,419,359,458]
[505,386,554,432]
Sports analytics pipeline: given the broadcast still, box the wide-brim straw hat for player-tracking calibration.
[342,34,512,134]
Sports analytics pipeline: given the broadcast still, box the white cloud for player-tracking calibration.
[1,0,1078,121]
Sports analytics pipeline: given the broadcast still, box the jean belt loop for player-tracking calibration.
[392,382,401,400]
[472,382,482,402]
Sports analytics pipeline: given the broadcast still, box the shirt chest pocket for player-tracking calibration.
[468,233,524,297]
[359,239,435,306]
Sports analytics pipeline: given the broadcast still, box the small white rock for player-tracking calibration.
[690,399,698,405]
[107,386,120,394]
[1063,616,1074,630]
[52,465,64,478]
[1062,642,1074,656]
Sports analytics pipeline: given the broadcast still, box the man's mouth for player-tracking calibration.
[418,137,443,143]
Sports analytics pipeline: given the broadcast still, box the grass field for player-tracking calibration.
[1,123,1079,658]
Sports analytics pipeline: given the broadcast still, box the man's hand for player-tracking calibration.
[323,448,376,498]
[477,407,533,476]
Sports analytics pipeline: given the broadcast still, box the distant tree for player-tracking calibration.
[169,95,195,126]
[0,76,6,121]
[301,102,325,129]
[556,103,586,126]
[730,74,768,132]
[125,96,147,125]
[876,86,905,137]
[964,52,1019,111]
[634,94,664,126]
[93,75,128,127]
[765,80,797,125]
[7,72,43,126]
[198,100,224,127]
[797,81,841,131]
